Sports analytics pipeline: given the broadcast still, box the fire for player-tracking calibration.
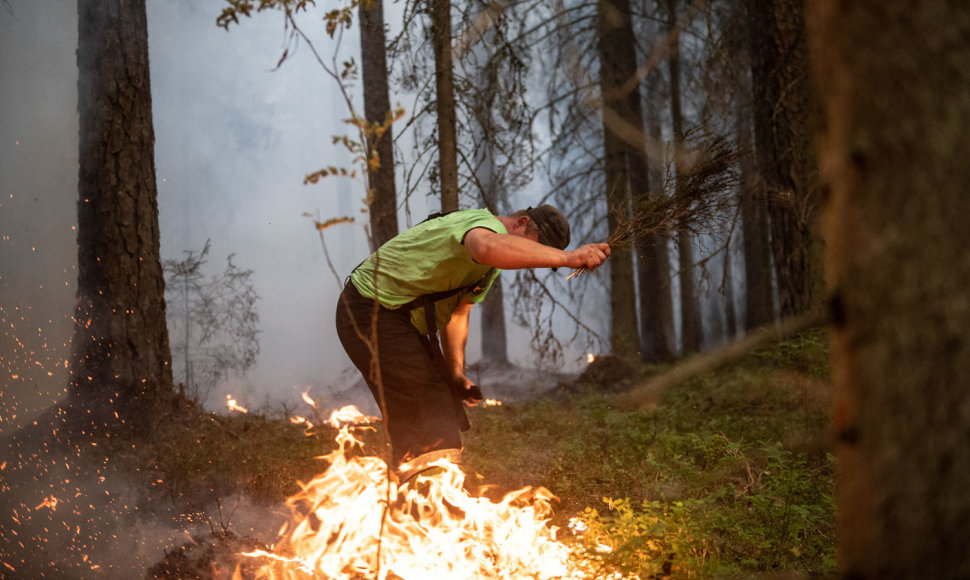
[327,404,377,428]
[240,406,591,579]
[587,353,596,364]
[226,394,248,414]
[301,392,317,408]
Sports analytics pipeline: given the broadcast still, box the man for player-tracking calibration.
[335,205,610,478]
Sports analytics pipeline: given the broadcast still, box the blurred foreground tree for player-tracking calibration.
[807,1,970,576]
[71,0,175,436]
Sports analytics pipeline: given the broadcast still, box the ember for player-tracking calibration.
[240,406,592,579]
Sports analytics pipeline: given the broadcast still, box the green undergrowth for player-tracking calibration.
[137,328,833,577]
[462,327,835,577]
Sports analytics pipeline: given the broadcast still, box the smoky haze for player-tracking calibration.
[1,0,592,430]
[0,0,382,426]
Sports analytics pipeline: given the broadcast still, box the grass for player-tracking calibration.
[461,328,835,577]
[137,328,834,578]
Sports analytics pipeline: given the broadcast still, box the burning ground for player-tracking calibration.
[1,331,835,578]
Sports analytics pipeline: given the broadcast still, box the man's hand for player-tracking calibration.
[452,374,483,407]
[564,243,611,271]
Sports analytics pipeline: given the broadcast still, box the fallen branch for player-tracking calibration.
[614,308,828,409]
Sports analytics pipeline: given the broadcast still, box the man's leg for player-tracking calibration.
[335,284,462,466]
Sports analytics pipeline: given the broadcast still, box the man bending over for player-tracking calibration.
[335,205,610,478]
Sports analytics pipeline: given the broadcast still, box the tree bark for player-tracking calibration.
[747,0,822,317]
[634,8,676,363]
[74,0,174,436]
[737,98,775,330]
[430,0,459,212]
[807,2,970,577]
[359,0,399,248]
[668,0,701,354]
[597,0,639,359]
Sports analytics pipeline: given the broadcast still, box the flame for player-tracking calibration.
[290,416,313,429]
[241,406,592,579]
[587,353,596,364]
[326,404,376,428]
[226,394,248,414]
[301,392,317,408]
[483,398,503,407]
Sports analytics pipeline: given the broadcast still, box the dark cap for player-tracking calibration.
[525,205,571,250]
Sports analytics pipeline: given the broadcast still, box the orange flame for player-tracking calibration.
[226,395,248,414]
[240,406,590,579]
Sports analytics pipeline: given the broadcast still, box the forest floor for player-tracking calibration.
[0,328,835,579]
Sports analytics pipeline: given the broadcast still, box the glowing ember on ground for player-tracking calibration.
[240,406,594,579]
[226,394,248,414]
[33,495,58,511]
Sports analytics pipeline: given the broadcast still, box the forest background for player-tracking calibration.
[2,0,970,578]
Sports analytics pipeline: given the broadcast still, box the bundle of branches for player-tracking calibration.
[569,134,742,279]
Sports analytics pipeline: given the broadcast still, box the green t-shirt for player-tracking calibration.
[349,208,504,334]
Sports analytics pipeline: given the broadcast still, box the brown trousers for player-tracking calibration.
[335,282,465,466]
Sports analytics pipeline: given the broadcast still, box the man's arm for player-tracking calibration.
[440,298,480,406]
[464,228,610,271]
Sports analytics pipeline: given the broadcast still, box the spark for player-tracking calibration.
[34,496,58,511]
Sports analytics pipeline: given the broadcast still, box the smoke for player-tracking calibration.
[1,424,288,578]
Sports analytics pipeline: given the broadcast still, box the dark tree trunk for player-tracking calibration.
[747,0,821,317]
[480,280,508,365]
[807,2,970,577]
[643,64,677,361]
[737,100,775,330]
[668,0,700,354]
[634,9,676,363]
[723,241,738,339]
[473,56,509,366]
[430,0,459,212]
[359,0,399,248]
[597,0,640,359]
[74,0,174,436]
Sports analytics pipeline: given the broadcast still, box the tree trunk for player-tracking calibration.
[359,0,399,248]
[668,0,700,354]
[597,0,639,359]
[430,0,459,212]
[737,98,775,330]
[747,0,821,318]
[723,240,738,339]
[472,39,509,366]
[634,7,676,363]
[74,0,174,436]
[807,2,970,577]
